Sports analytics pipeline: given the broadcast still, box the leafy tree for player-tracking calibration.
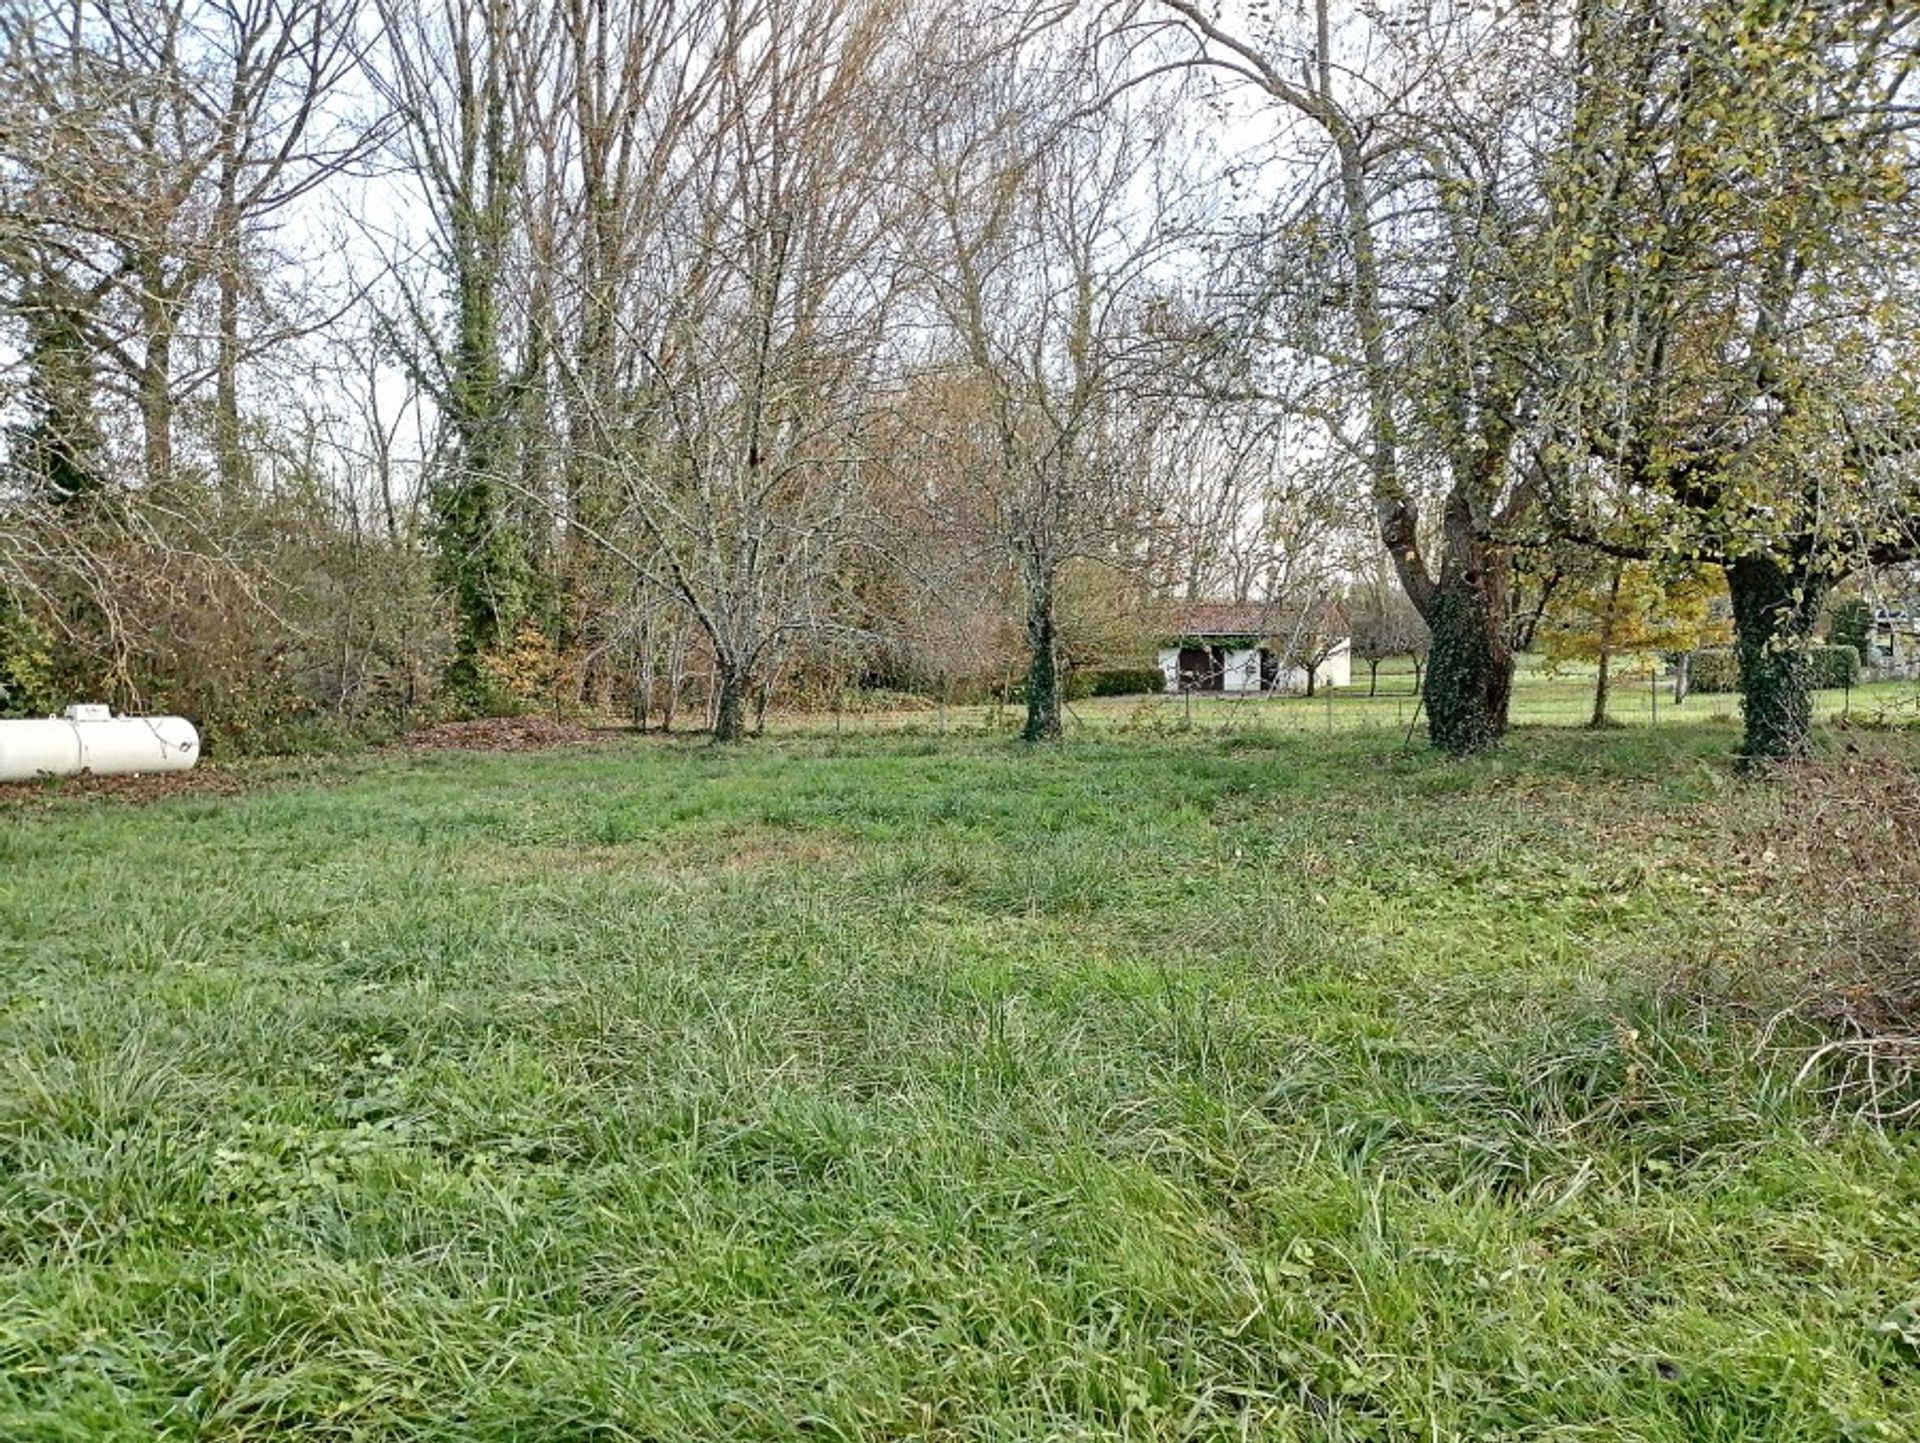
[1538,561,1728,728]
[1534,0,1920,762]
[1828,597,1874,669]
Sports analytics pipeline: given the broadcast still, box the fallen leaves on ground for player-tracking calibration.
[393,716,611,752]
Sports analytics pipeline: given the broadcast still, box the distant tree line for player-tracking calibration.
[1,0,1914,761]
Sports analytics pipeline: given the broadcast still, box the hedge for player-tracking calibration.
[1085,666,1165,697]
[991,666,1166,704]
[1689,644,1861,694]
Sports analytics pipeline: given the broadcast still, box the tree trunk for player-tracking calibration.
[139,330,174,489]
[1727,553,1824,766]
[1589,561,1623,729]
[713,661,750,743]
[663,631,684,733]
[214,191,251,503]
[1421,499,1515,755]
[1304,664,1316,699]
[1367,660,1379,697]
[1022,565,1064,742]
[634,612,654,731]
[1672,651,1690,706]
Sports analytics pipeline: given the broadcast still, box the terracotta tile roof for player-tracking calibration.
[1166,600,1342,640]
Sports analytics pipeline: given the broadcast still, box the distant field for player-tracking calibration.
[776,654,1920,739]
[4,724,1919,1439]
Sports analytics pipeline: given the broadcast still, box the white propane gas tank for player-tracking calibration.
[0,706,200,782]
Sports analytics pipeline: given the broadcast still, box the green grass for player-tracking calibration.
[797,655,1920,740]
[4,724,1920,1440]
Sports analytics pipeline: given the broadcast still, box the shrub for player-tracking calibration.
[0,592,55,718]
[980,666,1164,704]
[1811,644,1863,689]
[990,672,1091,704]
[1688,644,1860,694]
[1084,666,1164,697]
[1687,648,1741,693]
[1829,597,1874,666]
[479,618,581,719]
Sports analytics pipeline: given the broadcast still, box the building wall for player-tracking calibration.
[1159,638,1355,693]
[1268,640,1352,693]
[1871,621,1920,679]
[1319,639,1352,690]
[1157,648,1182,691]
[1223,648,1262,692]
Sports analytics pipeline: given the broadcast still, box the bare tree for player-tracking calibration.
[912,9,1203,741]
[559,0,916,741]
[1348,554,1428,696]
[1,0,368,494]
[1157,0,1554,753]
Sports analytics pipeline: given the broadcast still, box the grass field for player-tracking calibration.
[4,718,1920,1440]
[785,656,1920,740]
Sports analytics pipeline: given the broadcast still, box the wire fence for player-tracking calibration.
[766,662,1920,740]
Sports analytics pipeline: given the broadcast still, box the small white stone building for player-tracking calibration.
[1871,605,1920,679]
[1156,602,1351,695]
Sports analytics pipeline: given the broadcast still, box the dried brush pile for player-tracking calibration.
[1745,745,1920,1123]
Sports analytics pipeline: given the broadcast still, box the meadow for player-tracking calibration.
[786,656,1920,741]
[3,704,1919,1440]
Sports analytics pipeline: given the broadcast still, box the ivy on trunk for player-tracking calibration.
[1022,581,1064,743]
[1727,554,1826,767]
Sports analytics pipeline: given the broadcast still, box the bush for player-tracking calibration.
[1812,644,1863,689]
[990,667,1166,703]
[0,592,55,718]
[1688,647,1741,694]
[1829,597,1874,666]
[1688,644,1861,694]
[1083,666,1164,697]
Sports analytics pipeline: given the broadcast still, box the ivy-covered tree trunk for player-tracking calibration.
[392,8,525,718]
[1021,562,1064,742]
[434,214,522,712]
[1420,501,1515,756]
[1727,553,1825,766]
[14,279,107,506]
[432,414,515,710]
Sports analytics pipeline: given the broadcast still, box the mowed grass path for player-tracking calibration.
[3,728,1919,1440]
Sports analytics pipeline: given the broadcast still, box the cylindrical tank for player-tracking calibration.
[0,707,200,782]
